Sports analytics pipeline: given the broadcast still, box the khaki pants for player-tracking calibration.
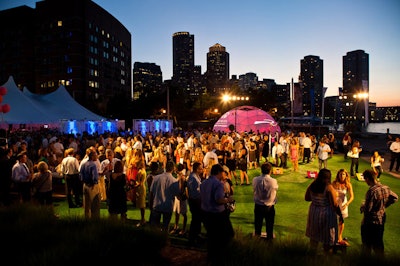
[98,176,107,201]
[83,183,101,219]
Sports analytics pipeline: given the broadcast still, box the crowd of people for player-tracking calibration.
[0,128,398,261]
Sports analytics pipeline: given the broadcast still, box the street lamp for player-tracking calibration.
[353,92,369,127]
[221,93,250,132]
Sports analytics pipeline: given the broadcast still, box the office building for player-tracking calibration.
[342,50,369,124]
[172,31,195,91]
[133,62,162,99]
[0,0,131,116]
[206,43,229,94]
[299,55,324,118]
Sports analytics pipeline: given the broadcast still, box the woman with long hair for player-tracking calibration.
[370,150,384,180]
[237,141,249,185]
[332,169,354,246]
[135,159,147,226]
[305,168,339,253]
[289,137,299,172]
[108,160,128,221]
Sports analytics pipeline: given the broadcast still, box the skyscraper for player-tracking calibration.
[206,43,229,94]
[172,31,194,90]
[299,55,324,118]
[133,62,162,99]
[342,50,369,125]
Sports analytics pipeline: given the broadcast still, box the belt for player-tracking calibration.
[84,182,98,187]
[256,204,274,208]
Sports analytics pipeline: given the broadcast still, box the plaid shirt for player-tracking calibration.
[363,183,398,225]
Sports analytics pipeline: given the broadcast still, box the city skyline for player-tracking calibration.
[1,0,399,107]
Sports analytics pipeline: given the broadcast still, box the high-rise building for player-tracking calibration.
[0,0,131,116]
[342,50,369,124]
[299,55,324,118]
[238,72,258,92]
[133,62,162,99]
[206,43,229,94]
[172,31,194,91]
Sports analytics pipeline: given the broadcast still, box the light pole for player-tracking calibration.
[221,93,250,132]
[353,92,369,127]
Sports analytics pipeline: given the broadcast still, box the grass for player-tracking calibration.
[2,153,399,265]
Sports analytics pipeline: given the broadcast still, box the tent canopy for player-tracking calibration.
[213,105,281,134]
[23,83,105,121]
[0,76,106,124]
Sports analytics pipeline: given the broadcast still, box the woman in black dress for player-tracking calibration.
[237,141,249,185]
[108,160,128,221]
[225,142,239,185]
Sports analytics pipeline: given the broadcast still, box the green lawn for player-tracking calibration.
[54,154,400,257]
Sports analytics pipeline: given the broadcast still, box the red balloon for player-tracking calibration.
[1,104,10,113]
[0,87,7,96]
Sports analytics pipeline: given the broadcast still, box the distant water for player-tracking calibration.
[366,122,400,135]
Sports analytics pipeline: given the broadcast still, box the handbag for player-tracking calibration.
[225,200,236,213]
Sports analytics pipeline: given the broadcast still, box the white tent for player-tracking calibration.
[22,83,105,121]
[0,76,54,124]
[0,76,117,134]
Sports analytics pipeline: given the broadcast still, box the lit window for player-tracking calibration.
[58,21,62,27]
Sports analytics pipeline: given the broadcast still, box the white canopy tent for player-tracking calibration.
[0,76,118,134]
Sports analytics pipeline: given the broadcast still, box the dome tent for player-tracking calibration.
[213,105,281,134]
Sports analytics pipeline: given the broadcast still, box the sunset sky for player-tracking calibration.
[2,0,399,106]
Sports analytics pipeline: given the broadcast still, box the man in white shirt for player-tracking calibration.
[203,145,218,176]
[316,139,331,170]
[389,137,400,172]
[52,138,64,156]
[252,162,278,240]
[61,148,81,208]
[12,152,32,203]
[302,133,312,164]
[271,141,283,167]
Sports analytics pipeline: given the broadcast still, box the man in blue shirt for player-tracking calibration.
[79,151,100,219]
[200,164,234,263]
[149,161,180,231]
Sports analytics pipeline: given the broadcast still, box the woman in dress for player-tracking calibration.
[126,148,143,205]
[171,163,188,235]
[370,150,384,180]
[332,169,354,246]
[290,137,299,172]
[108,160,127,221]
[248,139,257,169]
[261,135,270,162]
[237,141,249,185]
[225,142,238,185]
[305,168,339,253]
[135,159,147,226]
